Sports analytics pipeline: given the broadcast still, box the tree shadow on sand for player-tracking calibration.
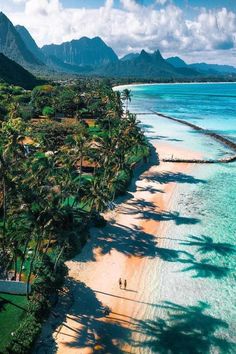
[78,221,195,264]
[81,223,161,261]
[142,171,206,185]
[137,301,235,354]
[34,280,134,354]
[180,235,236,256]
[137,185,165,194]
[147,134,183,142]
[117,198,200,226]
[117,197,157,215]
[138,210,200,226]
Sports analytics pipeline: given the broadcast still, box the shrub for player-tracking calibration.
[27,293,50,320]
[114,169,132,196]
[6,315,41,354]
[32,255,67,298]
[42,106,55,118]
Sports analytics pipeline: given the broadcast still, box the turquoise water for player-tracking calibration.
[115,83,236,353]
[125,83,236,142]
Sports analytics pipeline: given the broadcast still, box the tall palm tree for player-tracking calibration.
[122,89,132,113]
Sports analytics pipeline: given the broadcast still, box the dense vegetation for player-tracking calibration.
[0,80,149,353]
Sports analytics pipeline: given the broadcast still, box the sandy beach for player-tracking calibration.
[36,140,202,354]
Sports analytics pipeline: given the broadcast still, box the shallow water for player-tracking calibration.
[115,83,236,353]
[118,82,236,142]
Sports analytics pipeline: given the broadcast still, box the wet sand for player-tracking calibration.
[45,141,201,354]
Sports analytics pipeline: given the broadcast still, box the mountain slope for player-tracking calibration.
[15,24,91,74]
[42,36,118,67]
[167,56,236,75]
[120,53,139,61]
[97,50,199,79]
[15,25,45,62]
[0,53,40,89]
[166,56,188,68]
[0,12,42,69]
[189,62,236,75]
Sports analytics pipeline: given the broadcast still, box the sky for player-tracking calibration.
[1,0,236,65]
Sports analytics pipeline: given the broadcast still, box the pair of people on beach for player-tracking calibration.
[119,278,127,290]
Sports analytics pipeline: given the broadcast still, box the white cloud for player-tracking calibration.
[12,0,27,3]
[120,0,141,12]
[156,0,168,5]
[3,0,236,65]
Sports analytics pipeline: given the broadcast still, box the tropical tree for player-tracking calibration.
[42,106,55,118]
[122,89,132,112]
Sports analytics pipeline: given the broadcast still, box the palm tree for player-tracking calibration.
[122,89,132,113]
[74,94,82,121]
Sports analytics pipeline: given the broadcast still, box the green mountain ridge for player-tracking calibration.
[0,53,40,89]
[167,56,236,75]
[96,50,200,79]
[121,53,139,61]
[15,25,45,63]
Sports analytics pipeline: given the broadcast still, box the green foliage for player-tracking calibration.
[19,105,33,121]
[0,79,149,352]
[30,85,55,115]
[42,105,55,118]
[114,169,132,196]
[0,53,40,90]
[0,294,28,353]
[6,315,41,354]
[27,293,49,320]
[32,255,67,297]
[0,103,7,119]
[56,88,78,116]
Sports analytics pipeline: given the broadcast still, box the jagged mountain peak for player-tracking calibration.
[0,12,42,69]
[42,36,118,67]
[0,11,9,21]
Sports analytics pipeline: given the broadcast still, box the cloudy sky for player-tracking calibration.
[1,0,236,65]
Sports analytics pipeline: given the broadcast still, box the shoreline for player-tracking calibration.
[34,86,236,352]
[42,140,201,353]
[113,81,236,90]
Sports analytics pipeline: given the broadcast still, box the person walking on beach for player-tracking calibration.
[124,279,127,290]
[119,278,122,289]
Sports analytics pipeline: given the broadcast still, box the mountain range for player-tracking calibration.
[166,56,236,75]
[0,11,235,85]
[96,49,200,79]
[0,12,42,70]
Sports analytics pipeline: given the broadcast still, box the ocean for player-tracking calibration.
[115,83,236,353]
